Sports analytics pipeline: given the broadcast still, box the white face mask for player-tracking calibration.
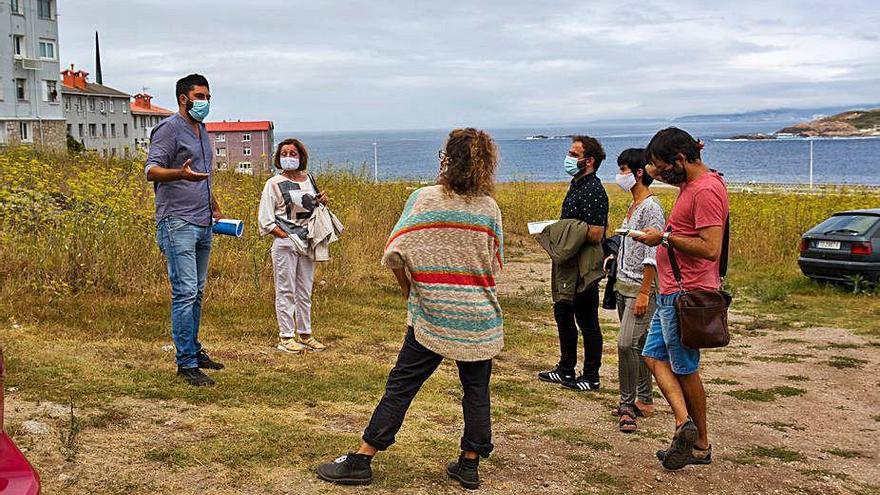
[615,172,637,192]
[280,157,300,171]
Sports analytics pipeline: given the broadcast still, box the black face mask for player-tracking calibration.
[658,163,687,185]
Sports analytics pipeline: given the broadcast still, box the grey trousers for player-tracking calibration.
[616,292,655,406]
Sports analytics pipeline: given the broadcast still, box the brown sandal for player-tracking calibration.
[617,406,637,433]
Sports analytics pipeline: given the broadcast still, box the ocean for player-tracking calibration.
[278,121,880,186]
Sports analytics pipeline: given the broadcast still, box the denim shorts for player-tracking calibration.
[641,292,701,375]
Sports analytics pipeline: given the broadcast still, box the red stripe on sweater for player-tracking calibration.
[411,271,496,287]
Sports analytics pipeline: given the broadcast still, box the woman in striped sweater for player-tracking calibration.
[318,128,503,490]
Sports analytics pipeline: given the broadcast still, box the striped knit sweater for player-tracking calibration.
[382,185,504,362]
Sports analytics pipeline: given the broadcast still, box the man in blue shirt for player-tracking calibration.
[146,74,225,386]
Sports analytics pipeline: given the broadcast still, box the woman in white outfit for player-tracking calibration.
[258,138,329,354]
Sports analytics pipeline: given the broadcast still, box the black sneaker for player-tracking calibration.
[538,365,575,384]
[446,454,480,490]
[317,453,373,485]
[177,367,215,387]
[661,419,699,470]
[657,444,712,466]
[197,350,225,370]
[561,374,600,391]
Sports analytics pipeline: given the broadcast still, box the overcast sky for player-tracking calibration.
[58,0,880,132]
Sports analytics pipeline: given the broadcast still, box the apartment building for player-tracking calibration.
[206,120,274,174]
[60,65,133,157]
[130,93,174,152]
[0,0,65,150]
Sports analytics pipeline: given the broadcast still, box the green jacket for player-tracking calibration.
[535,219,605,303]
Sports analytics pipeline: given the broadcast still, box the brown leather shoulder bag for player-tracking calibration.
[666,216,732,349]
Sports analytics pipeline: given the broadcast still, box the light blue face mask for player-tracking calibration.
[564,155,582,176]
[188,99,210,122]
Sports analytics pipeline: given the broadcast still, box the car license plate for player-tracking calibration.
[816,240,840,250]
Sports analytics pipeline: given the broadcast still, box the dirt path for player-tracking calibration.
[5,250,879,494]
[490,249,879,495]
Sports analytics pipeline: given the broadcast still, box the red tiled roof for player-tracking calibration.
[205,120,273,132]
[130,101,174,116]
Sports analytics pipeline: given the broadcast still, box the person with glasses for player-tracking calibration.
[317,128,504,490]
[145,74,225,387]
[538,135,609,391]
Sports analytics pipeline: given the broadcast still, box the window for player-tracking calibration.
[122,103,127,114]
[123,123,128,138]
[89,123,96,137]
[39,39,56,60]
[16,79,27,101]
[243,147,251,156]
[109,100,115,113]
[66,124,72,136]
[101,123,106,137]
[75,96,82,111]
[87,98,95,112]
[10,0,23,14]
[78,123,84,138]
[99,100,105,112]
[13,36,24,57]
[215,133,226,143]
[43,80,59,103]
[37,0,52,19]
[216,147,226,157]
[64,98,70,111]
[237,161,252,173]
[110,123,116,138]
[19,121,31,142]
[242,133,251,142]
[811,215,880,236]
[133,116,138,129]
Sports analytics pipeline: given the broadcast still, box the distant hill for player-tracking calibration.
[674,104,880,124]
[776,109,880,137]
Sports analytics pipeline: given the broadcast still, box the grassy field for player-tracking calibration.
[1,148,879,494]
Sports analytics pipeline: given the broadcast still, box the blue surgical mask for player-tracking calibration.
[187,99,210,122]
[564,155,582,176]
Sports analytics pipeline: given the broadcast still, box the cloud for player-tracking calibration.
[58,0,880,131]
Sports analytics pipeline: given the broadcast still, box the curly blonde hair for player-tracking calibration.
[437,128,498,197]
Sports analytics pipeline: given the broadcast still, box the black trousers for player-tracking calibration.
[362,327,494,457]
[553,283,602,381]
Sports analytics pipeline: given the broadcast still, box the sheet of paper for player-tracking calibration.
[527,220,556,235]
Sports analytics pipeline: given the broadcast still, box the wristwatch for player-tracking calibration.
[661,231,671,247]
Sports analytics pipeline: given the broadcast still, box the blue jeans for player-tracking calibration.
[156,216,212,369]
[641,292,701,375]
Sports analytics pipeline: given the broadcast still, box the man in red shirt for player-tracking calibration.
[632,127,729,470]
